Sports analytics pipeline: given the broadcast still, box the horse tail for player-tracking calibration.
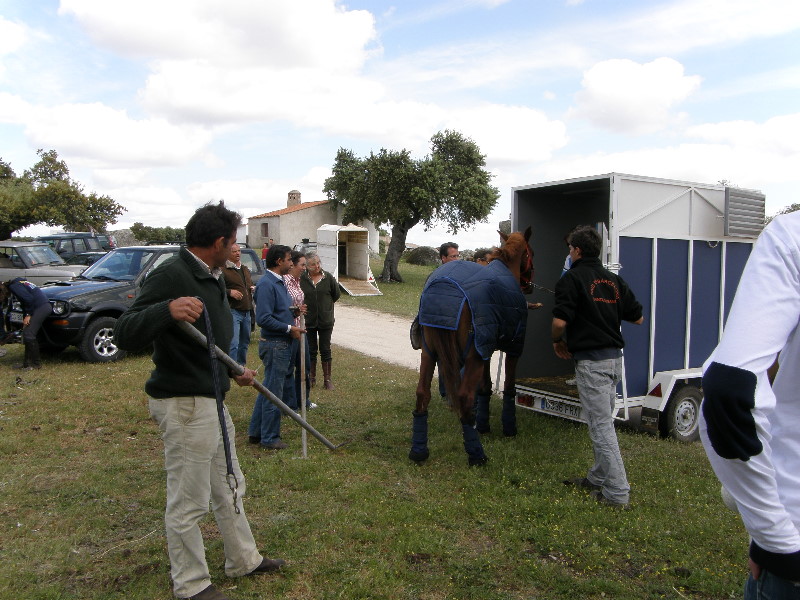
[425,305,472,418]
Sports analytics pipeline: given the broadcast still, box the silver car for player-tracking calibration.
[0,241,84,286]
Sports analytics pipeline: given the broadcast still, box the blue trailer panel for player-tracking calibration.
[512,173,764,441]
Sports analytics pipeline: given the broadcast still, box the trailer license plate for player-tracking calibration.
[541,397,582,419]
[9,312,23,324]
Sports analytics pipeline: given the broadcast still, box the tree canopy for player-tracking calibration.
[129,223,186,244]
[323,130,499,282]
[0,149,125,240]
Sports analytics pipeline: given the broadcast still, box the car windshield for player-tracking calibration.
[240,251,260,273]
[80,248,164,281]
[19,245,66,266]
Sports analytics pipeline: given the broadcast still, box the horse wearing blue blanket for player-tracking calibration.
[409,228,533,466]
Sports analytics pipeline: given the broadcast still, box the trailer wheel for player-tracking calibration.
[78,316,126,363]
[660,385,702,443]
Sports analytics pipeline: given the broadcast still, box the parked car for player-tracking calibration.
[238,247,265,284]
[95,233,117,251]
[64,251,108,267]
[0,240,84,285]
[35,232,104,260]
[292,239,317,255]
[7,243,265,363]
[8,245,181,362]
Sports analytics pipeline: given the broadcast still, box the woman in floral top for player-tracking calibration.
[283,251,314,409]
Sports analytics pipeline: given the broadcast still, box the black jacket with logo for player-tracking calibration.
[553,257,642,354]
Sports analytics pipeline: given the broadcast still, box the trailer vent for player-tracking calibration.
[724,187,765,238]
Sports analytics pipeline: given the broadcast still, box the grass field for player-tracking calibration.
[0,329,747,599]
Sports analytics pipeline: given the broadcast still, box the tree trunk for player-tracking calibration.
[379,222,413,283]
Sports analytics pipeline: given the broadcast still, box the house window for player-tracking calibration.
[261,223,269,237]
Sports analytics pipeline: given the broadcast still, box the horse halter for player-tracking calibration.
[519,241,534,295]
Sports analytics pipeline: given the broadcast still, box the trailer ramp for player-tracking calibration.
[338,276,382,296]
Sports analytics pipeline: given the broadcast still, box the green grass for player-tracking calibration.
[337,256,434,319]
[0,340,746,599]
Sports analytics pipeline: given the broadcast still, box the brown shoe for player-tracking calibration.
[190,584,230,600]
[246,557,286,575]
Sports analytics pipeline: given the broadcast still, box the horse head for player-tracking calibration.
[495,226,534,295]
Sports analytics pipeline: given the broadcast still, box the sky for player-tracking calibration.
[1,0,799,250]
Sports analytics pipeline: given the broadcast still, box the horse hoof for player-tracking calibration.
[468,455,488,467]
[476,426,490,434]
[503,428,517,437]
[408,449,430,463]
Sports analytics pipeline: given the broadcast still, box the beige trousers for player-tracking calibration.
[149,396,262,598]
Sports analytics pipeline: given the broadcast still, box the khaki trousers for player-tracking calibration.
[149,396,262,598]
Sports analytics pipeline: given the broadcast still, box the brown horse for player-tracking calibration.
[409,227,533,465]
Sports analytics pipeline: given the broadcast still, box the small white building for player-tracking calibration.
[246,190,380,254]
[317,224,381,296]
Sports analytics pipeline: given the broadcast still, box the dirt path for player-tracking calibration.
[331,304,507,386]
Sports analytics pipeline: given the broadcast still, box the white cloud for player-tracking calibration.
[614,0,800,55]
[22,103,214,168]
[687,114,800,155]
[569,58,701,134]
[444,104,568,165]
[59,0,377,71]
[0,17,28,56]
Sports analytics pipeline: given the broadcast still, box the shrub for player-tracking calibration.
[405,245,439,266]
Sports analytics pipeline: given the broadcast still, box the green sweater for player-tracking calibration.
[115,247,233,398]
[300,270,341,329]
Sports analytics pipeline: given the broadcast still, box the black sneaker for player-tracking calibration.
[563,477,601,491]
[590,490,629,509]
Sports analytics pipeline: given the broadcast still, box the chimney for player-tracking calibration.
[287,189,301,207]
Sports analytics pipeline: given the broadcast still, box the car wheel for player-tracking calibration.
[659,384,702,443]
[78,316,127,363]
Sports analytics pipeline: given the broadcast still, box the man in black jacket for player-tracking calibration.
[116,202,284,600]
[552,225,643,508]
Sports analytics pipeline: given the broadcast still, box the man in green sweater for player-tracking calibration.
[116,202,284,600]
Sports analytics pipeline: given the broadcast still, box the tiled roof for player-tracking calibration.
[249,200,330,219]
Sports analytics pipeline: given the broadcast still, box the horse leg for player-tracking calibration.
[501,354,519,436]
[409,348,435,463]
[458,349,489,466]
[475,356,493,434]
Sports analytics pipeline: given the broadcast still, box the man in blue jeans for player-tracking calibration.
[551,225,643,508]
[223,244,255,365]
[248,244,304,450]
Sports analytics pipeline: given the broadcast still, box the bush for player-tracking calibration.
[404,245,439,266]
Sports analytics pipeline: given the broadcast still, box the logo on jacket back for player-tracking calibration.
[590,278,620,304]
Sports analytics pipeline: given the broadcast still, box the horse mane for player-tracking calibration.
[487,230,528,266]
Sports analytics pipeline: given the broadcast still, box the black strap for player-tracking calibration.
[197,297,240,513]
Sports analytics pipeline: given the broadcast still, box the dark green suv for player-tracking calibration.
[35,233,105,260]
[8,245,265,362]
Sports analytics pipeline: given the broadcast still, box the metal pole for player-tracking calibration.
[177,320,338,451]
[299,315,308,459]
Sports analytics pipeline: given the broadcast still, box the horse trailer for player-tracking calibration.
[512,173,765,442]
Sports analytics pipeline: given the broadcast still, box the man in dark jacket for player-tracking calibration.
[223,243,254,365]
[115,202,284,600]
[552,225,643,508]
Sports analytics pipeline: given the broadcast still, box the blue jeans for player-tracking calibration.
[575,357,630,504]
[746,570,800,600]
[229,309,251,365]
[248,337,296,445]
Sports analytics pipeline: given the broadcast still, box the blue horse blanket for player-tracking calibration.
[418,259,527,359]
